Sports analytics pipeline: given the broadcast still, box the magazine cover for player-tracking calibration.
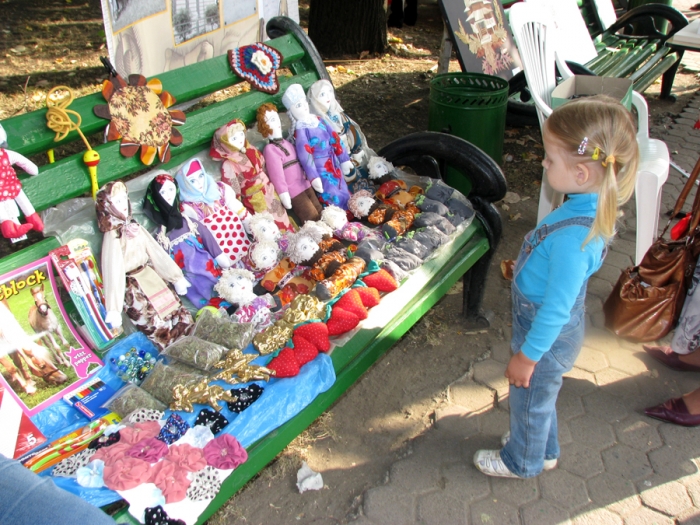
[0,256,103,418]
[439,0,522,80]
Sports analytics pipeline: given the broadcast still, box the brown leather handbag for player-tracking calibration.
[603,157,700,342]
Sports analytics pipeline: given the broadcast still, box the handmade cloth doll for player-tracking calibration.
[288,221,346,282]
[143,173,230,309]
[245,212,283,277]
[256,103,323,224]
[367,156,395,186]
[210,119,293,232]
[307,79,366,168]
[175,157,251,265]
[214,268,277,331]
[0,124,43,241]
[320,205,379,243]
[97,181,194,350]
[281,84,353,210]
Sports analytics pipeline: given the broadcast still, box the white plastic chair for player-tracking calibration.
[509,1,669,264]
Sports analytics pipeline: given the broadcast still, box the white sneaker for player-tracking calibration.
[473,449,522,478]
[500,431,558,471]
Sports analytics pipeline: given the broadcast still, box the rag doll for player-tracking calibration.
[175,157,251,265]
[347,189,412,240]
[257,103,323,224]
[0,123,43,241]
[245,211,284,277]
[367,156,395,186]
[288,221,346,282]
[214,268,277,331]
[210,118,293,232]
[282,83,353,209]
[320,204,379,243]
[97,181,193,350]
[144,173,230,309]
[307,79,366,169]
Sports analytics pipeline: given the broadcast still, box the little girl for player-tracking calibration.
[475,95,639,478]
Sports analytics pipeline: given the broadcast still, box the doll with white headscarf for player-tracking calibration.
[210,118,293,232]
[307,79,366,167]
[282,83,353,210]
[175,157,252,266]
[96,181,194,350]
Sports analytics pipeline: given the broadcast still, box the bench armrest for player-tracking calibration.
[606,4,688,40]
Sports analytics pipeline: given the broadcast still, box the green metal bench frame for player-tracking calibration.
[0,17,505,524]
[504,0,688,126]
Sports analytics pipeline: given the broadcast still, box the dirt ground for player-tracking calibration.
[1,0,699,524]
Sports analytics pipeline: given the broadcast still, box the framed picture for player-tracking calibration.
[439,0,522,81]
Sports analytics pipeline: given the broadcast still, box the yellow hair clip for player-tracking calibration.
[602,155,615,168]
[591,147,600,161]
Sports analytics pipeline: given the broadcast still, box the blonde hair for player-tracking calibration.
[544,95,639,244]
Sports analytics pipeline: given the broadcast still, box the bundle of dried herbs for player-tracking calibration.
[105,384,167,418]
[140,360,207,405]
[194,310,255,350]
[161,336,228,371]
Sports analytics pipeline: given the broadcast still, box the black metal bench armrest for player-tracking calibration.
[606,4,688,41]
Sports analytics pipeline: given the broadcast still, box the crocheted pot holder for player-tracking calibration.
[228,43,282,94]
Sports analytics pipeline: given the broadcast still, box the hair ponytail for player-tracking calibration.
[545,95,639,245]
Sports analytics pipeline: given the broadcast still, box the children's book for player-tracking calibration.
[0,255,103,426]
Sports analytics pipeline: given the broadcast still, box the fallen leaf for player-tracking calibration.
[337,65,347,73]
[504,129,519,138]
[521,151,540,162]
[500,260,515,281]
[510,213,522,221]
[359,50,369,59]
[388,36,404,43]
[501,203,510,211]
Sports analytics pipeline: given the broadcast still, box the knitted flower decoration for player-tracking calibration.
[202,434,248,469]
[150,460,191,503]
[103,456,152,491]
[125,437,169,463]
[120,421,162,445]
[165,443,207,472]
[76,459,106,489]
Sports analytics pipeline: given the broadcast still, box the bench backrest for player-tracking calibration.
[1,22,324,217]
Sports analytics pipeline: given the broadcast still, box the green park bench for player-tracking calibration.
[501,0,689,125]
[0,17,506,524]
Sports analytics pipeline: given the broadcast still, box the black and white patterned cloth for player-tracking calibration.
[186,466,222,501]
[51,448,97,478]
[227,384,264,413]
[194,409,229,435]
[144,505,185,525]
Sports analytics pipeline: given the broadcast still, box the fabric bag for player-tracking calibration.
[603,157,700,342]
[671,254,700,354]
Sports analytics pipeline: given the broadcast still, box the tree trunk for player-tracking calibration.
[308,0,386,57]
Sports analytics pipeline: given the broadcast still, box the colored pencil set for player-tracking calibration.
[50,239,123,350]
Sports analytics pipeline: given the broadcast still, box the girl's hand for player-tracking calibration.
[505,352,537,388]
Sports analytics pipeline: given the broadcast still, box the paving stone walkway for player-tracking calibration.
[349,8,700,524]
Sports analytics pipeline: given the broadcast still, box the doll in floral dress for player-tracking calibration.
[175,157,252,266]
[210,119,293,232]
[281,84,354,210]
[144,173,231,309]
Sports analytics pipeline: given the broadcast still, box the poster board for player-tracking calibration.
[0,256,103,457]
[439,0,522,81]
[101,0,300,78]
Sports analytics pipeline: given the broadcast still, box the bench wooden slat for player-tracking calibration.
[21,70,318,212]
[630,51,680,93]
[1,34,306,157]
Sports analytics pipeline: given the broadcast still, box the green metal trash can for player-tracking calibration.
[428,73,509,166]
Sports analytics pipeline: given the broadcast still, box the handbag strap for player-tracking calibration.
[661,155,700,238]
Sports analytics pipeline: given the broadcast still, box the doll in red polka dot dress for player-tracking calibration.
[174,157,252,266]
[0,124,44,241]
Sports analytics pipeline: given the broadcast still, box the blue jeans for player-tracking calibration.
[499,284,585,477]
[0,454,115,525]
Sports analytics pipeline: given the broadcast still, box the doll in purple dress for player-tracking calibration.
[143,173,231,309]
[281,84,354,210]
